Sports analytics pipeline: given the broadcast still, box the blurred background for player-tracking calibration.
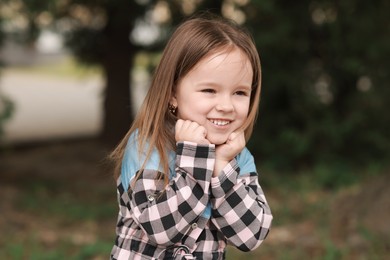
[0,0,389,259]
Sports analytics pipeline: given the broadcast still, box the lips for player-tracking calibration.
[209,119,231,126]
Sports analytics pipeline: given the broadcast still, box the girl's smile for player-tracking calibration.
[209,119,231,126]
[171,47,253,145]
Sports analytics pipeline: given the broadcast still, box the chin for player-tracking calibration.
[208,135,229,145]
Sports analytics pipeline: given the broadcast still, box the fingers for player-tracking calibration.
[227,131,245,146]
[216,131,246,161]
[227,132,238,142]
[175,119,209,144]
[176,120,205,137]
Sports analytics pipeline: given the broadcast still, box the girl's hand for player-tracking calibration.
[175,119,210,145]
[214,132,246,176]
[216,131,246,161]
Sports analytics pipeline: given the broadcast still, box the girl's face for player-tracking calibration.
[171,47,253,145]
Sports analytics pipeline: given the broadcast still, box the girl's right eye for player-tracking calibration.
[201,89,216,94]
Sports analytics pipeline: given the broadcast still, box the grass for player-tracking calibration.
[0,177,116,259]
[0,237,113,260]
[19,182,115,221]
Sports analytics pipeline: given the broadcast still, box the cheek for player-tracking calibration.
[178,101,209,120]
[237,101,251,119]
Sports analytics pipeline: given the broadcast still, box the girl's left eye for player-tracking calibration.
[235,90,249,96]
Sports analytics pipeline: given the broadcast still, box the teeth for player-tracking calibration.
[210,119,230,126]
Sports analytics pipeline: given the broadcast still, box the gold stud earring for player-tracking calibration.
[168,104,177,114]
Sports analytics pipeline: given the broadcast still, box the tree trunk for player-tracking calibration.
[101,3,135,147]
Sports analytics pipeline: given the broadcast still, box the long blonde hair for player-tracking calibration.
[111,14,262,185]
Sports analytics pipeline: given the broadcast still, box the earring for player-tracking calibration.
[168,103,177,114]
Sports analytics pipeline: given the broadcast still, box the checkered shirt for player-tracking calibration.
[110,141,273,260]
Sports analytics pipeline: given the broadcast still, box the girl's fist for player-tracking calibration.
[175,119,210,145]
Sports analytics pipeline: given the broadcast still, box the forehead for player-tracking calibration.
[192,46,251,73]
[176,47,253,92]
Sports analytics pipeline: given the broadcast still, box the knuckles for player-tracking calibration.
[175,120,208,144]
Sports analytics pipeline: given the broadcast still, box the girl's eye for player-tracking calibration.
[201,89,216,94]
[235,90,249,96]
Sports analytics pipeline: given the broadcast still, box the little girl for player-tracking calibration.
[110,14,273,260]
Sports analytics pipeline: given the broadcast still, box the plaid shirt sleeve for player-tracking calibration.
[129,141,215,246]
[210,156,273,252]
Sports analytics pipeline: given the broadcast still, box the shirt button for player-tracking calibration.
[147,194,155,202]
[191,223,198,229]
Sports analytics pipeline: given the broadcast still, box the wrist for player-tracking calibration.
[213,158,229,177]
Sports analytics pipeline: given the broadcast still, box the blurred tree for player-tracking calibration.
[244,0,390,170]
[0,13,4,46]
[0,0,159,145]
[0,95,14,139]
[0,4,13,140]
[55,0,157,145]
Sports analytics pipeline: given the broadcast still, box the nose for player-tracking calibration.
[215,95,234,112]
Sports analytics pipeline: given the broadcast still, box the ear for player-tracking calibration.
[169,94,178,107]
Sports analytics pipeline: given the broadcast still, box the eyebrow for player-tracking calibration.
[195,81,252,89]
[237,85,252,90]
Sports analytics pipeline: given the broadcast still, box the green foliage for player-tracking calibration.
[322,239,343,260]
[0,15,4,46]
[3,0,57,44]
[58,0,158,66]
[311,162,356,189]
[0,94,14,138]
[64,28,106,65]
[245,0,390,171]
